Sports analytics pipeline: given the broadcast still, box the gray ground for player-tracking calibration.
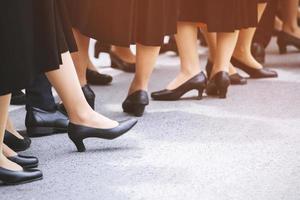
[2,39,300,200]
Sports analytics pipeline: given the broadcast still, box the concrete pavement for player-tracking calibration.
[2,39,300,200]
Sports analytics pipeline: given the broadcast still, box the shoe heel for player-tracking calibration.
[69,137,86,152]
[218,87,228,99]
[277,39,287,54]
[123,104,146,117]
[197,88,204,100]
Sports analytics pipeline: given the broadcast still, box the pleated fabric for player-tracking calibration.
[66,0,180,46]
[0,0,77,95]
[180,0,259,32]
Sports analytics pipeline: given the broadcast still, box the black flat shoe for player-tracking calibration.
[82,84,96,110]
[277,31,300,54]
[86,69,113,86]
[68,119,138,152]
[151,72,207,101]
[122,91,149,117]
[110,52,136,73]
[25,107,69,137]
[8,155,38,169]
[4,130,31,152]
[206,71,231,99]
[11,90,26,106]
[0,167,42,185]
[231,57,278,79]
[206,60,247,85]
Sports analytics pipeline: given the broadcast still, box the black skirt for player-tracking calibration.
[67,0,179,46]
[0,0,77,95]
[180,0,259,32]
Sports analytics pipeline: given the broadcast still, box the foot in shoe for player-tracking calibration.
[122,90,149,117]
[0,157,42,185]
[4,130,31,152]
[206,71,231,99]
[151,72,207,101]
[81,84,96,109]
[206,60,247,85]
[231,57,278,79]
[277,30,300,54]
[25,106,69,137]
[86,69,113,86]
[10,90,26,105]
[110,51,136,73]
[68,118,138,152]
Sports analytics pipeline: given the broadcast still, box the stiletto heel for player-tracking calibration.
[68,119,137,152]
[207,71,230,99]
[151,72,207,101]
[122,91,149,117]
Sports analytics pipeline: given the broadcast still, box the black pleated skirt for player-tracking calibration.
[180,0,260,32]
[66,0,180,46]
[0,0,77,95]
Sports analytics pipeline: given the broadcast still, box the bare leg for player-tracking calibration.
[212,31,239,77]
[202,29,238,76]
[165,22,201,90]
[232,3,267,69]
[46,53,118,129]
[111,46,136,64]
[0,94,22,171]
[71,29,90,86]
[282,0,300,38]
[128,43,160,94]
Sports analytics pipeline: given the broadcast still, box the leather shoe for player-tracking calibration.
[8,155,38,169]
[4,130,31,152]
[25,107,69,137]
[0,167,42,185]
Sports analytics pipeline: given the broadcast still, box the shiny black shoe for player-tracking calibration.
[68,119,138,152]
[4,130,31,152]
[110,52,136,73]
[86,69,113,86]
[25,107,69,137]
[151,72,207,101]
[231,57,278,79]
[277,31,300,54]
[205,60,247,85]
[82,84,96,110]
[0,167,42,185]
[251,42,266,64]
[10,90,26,106]
[8,155,38,169]
[206,71,231,99]
[122,91,149,117]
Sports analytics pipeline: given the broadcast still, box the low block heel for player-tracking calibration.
[278,42,287,54]
[69,137,86,152]
[218,87,228,99]
[198,88,205,100]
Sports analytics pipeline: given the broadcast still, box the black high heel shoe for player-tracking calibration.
[94,42,111,58]
[11,90,26,106]
[86,69,113,86]
[82,84,96,110]
[122,91,149,117]
[231,57,278,79]
[110,52,136,73]
[8,155,38,169]
[0,167,42,185]
[151,72,207,101]
[277,31,300,54]
[4,130,31,152]
[206,71,231,99]
[206,60,247,85]
[68,119,138,152]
